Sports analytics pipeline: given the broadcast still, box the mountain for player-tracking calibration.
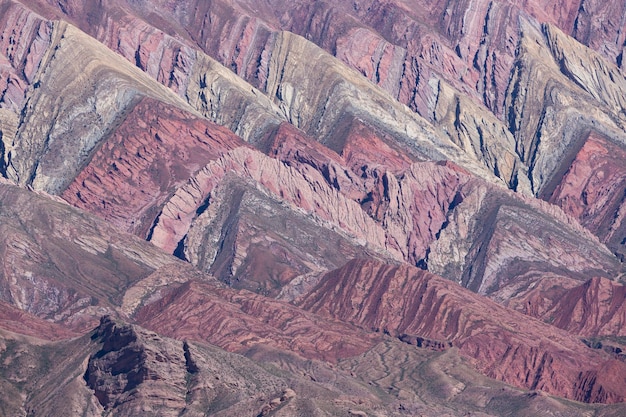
[1,0,626,415]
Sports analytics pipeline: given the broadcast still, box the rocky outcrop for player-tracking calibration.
[256,30,502,183]
[503,20,626,200]
[0,182,183,330]
[264,121,373,200]
[13,0,514,185]
[544,23,626,116]
[268,0,528,115]
[428,77,528,192]
[371,161,470,264]
[85,316,190,413]
[300,259,626,403]
[172,111,618,297]
[274,0,625,116]
[46,0,621,115]
[184,51,286,145]
[547,132,626,260]
[0,316,305,417]
[135,280,378,362]
[514,277,626,337]
[15,0,288,145]
[263,123,476,270]
[62,96,243,236]
[265,2,626,205]
[145,142,484,281]
[336,118,415,175]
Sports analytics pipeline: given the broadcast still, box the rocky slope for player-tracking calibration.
[0,178,623,411]
[61,96,243,236]
[7,0,626,198]
[299,259,626,403]
[7,317,626,417]
[547,132,626,261]
[0,181,194,331]
[510,276,626,337]
[0,0,626,414]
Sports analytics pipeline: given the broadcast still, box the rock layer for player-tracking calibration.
[0,181,185,331]
[135,280,378,363]
[300,259,626,403]
[0,0,625,412]
[62,96,242,236]
[547,132,626,261]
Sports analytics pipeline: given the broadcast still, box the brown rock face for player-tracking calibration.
[62,96,243,236]
[337,118,414,175]
[265,121,468,265]
[300,259,626,403]
[135,280,377,362]
[554,277,626,337]
[84,316,189,413]
[548,133,626,260]
[516,277,626,337]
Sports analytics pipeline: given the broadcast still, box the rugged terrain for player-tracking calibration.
[0,0,626,415]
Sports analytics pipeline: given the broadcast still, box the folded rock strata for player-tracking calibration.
[300,259,626,403]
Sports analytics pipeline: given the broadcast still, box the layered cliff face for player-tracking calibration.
[547,132,626,261]
[61,96,243,236]
[0,181,221,335]
[300,259,626,404]
[21,0,624,254]
[1,0,626,414]
[8,317,626,417]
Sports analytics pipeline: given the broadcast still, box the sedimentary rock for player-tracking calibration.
[135,280,378,362]
[426,178,621,301]
[0,0,625,412]
[147,146,398,261]
[0,182,185,330]
[511,276,626,337]
[300,259,626,403]
[547,132,626,261]
[62,96,243,236]
[0,19,192,194]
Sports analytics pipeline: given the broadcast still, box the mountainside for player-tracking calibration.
[299,259,626,403]
[1,0,626,415]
